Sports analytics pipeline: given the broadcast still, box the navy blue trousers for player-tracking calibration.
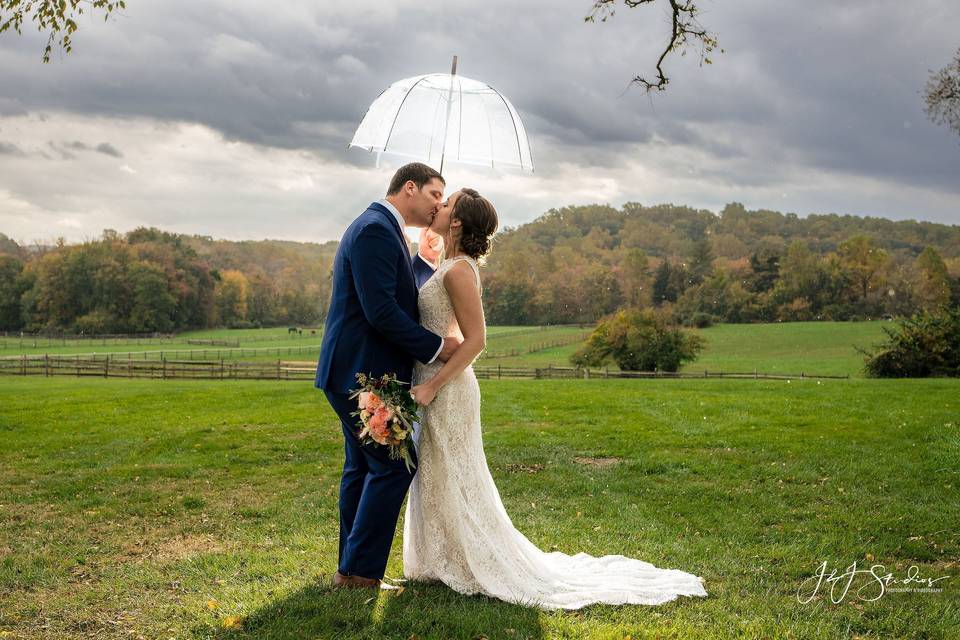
[324,390,417,580]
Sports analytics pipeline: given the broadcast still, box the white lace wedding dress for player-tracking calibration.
[402,255,708,610]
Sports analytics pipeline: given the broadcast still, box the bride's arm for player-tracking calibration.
[409,261,485,406]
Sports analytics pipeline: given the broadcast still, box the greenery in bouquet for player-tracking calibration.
[349,372,420,472]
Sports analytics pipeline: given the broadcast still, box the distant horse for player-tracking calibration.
[288,327,299,334]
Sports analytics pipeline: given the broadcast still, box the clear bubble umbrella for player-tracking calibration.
[350,57,534,174]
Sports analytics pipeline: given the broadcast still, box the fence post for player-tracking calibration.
[220,359,224,380]
[498,364,501,379]
[705,369,708,378]
[277,359,281,380]
[21,354,26,376]
[44,354,49,377]
[105,356,109,378]
[604,367,608,379]
[162,357,166,380]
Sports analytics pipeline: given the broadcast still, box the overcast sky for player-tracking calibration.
[1,0,958,245]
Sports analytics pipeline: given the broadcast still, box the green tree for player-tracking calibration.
[0,232,20,257]
[571,308,703,371]
[778,241,821,300]
[0,255,25,330]
[838,235,889,302]
[748,248,780,293]
[914,246,952,311]
[864,307,960,377]
[129,261,176,332]
[676,269,754,323]
[620,248,649,307]
[688,238,714,285]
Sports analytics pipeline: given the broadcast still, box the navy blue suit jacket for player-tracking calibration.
[316,202,443,394]
[413,253,437,289]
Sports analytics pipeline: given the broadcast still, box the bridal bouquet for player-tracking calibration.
[349,372,419,472]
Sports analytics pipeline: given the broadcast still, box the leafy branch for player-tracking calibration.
[924,47,960,137]
[586,0,721,92]
[0,0,126,62]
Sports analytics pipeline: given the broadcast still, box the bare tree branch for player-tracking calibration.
[0,0,125,63]
[924,47,960,137]
[586,0,720,92]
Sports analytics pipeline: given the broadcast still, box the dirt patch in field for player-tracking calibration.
[504,463,544,474]
[573,456,622,468]
[120,533,226,563]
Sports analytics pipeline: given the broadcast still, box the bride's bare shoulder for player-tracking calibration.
[441,259,481,293]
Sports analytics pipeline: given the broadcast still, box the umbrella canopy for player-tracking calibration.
[350,60,534,173]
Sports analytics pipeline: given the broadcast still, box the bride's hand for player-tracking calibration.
[410,382,438,407]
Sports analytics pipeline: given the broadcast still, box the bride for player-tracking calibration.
[405,188,708,610]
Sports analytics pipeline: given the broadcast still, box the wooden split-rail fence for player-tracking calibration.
[0,355,849,382]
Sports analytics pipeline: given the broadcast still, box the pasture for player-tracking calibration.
[0,321,888,377]
[1,374,957,639]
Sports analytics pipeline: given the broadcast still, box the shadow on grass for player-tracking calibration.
[204,573,545,640]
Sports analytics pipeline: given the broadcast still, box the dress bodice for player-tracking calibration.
[417,255,481,344]
[413,255,480,383]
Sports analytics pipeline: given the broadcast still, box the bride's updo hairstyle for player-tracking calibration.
[452,188,498,263]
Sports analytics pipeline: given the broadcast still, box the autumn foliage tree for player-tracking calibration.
[571,308,703,371]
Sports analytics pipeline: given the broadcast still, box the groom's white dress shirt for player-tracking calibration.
[378,198,443,365]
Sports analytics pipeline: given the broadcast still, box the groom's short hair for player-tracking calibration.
[386,162,445,196]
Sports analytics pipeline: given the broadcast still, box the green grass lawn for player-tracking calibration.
[0,325,558,363]
[1,377,957,639]
[483,321,891,377]
[684,321,891,378]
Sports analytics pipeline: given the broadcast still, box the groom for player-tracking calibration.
[315,162,460,588]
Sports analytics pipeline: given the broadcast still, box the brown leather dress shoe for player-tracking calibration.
[332,571,381,589]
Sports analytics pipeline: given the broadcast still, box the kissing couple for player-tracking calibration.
[315,162,707,609]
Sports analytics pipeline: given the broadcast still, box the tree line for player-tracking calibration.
[2,201,959,334]
[0,228,335,334]
[482,202,960,326]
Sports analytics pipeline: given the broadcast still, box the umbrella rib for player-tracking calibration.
[457,77,464,161]
[349,84,390,149]
[427,87,446,166]
[493,88,524,171]
[383,75,431,154]
[483,95,495,169]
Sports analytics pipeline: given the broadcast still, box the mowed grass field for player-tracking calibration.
[1,375,957,639]
[473,321,890,377]
[0,325,559,364]
[1,321,888,377]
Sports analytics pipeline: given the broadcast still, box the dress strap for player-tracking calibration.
[444,255,482,292]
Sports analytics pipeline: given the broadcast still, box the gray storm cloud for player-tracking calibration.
[0,0,957,244]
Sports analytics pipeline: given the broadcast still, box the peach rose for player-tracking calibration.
[370,418,392,445]
[358,391,382,411]
[374,405,394,423]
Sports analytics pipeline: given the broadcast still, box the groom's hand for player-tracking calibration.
[437,336,461,362]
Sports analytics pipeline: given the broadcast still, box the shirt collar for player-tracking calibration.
[377,198,406,233]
